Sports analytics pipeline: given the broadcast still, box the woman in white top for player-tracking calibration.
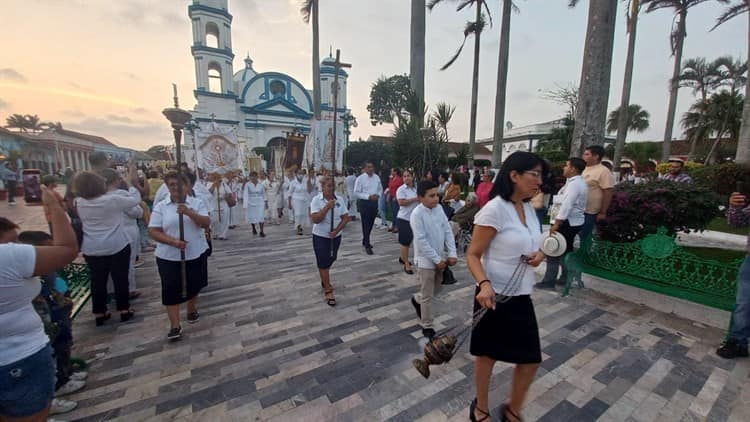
[243,171,267,237]
[466,151,548,422]
[263,170,281,225]
[288,169,313,235]
[395,169,419,274]
[206,173,232,240]
[74,171,140,325]
[284,170,295,224]
[0,189,78,421]
[148,171,211,341]
[227,174,242,229]
[309,177,349,306]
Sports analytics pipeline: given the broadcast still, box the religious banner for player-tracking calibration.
[306,115,345,171]
[285,132,306,171]
[194,122,242,174]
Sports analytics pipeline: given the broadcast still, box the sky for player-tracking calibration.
[0,0,745,151]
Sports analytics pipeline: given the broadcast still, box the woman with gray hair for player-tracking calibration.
[450,193,479,237]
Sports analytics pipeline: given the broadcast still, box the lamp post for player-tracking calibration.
[162,84,192,297]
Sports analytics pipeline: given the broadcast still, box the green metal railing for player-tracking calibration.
[58,262,91,318]
[563,227,742,311]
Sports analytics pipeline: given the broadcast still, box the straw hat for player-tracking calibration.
[541,231,567,257]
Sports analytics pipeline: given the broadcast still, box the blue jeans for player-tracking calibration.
[579,213,598,243]
[0,343,55,418]
[378,193,388,225]
[389,197,400,226]
[729,256,750,345]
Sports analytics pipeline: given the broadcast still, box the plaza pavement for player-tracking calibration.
[2,198,750,421]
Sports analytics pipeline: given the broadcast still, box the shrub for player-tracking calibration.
[655,161,703,175]
[689,162,750,197]
[598,179,722,243]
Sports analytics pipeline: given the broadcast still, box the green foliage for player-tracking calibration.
[536,117,574,163]
[605,141,661,168]
[689,162,750,197]
[606,104,650,134]
[344,141,392,170]
[367,74,413,127]
[598,179,722,243]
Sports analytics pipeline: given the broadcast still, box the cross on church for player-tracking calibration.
[329,49,351,173]
[209,113,216,121]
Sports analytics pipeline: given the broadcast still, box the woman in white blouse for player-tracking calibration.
[395,169,419,274]
[466,151,548,422]
[74,171,140,325]
[309,177,349,306]
[288,169,314,235]
[148,171,210,341]
[243,171,267,237]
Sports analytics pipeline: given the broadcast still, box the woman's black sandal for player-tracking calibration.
[499,403,522,422]
[324,289,336,306]
[469,398,490,422]
[95,313,111,326]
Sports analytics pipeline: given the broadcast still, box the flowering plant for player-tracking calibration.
[597,180,722,243]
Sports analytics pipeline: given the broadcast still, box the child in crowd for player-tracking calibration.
[18,231,87,417]
[409,181,458,340]
[41,175,66,234]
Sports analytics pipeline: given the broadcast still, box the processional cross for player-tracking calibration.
[329,49,351,174]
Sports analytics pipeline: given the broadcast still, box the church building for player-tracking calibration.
[185,0,351,174]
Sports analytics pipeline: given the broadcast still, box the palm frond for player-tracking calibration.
[439,15,485,71]
[440,34,470,71]
[300,0,314,23]
[568,0,581,8]
[455,0,476,12]
[480,0,494,27]
[711,2,749,31]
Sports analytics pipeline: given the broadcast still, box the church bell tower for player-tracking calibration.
[189,0,235,96]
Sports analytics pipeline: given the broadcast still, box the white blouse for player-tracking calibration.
[243,181,267,208]
[473,197,542,296]
[76,189,141,256]
[289,178,311,201]
[149,195,209,261]
[310,193,349,238]
[396,184,418,221]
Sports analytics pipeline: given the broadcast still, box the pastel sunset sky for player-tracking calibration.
[0,0,745,150]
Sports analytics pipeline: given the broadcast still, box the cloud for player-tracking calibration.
[132,107,149,114]
[69,117,166,148]
[62,110,85,118]
[69,82,95,93]
[106,114,134,124]
[0,68,26,82]
[0,98,8,109]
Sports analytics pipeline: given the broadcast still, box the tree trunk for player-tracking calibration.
[312,0,322,120]
[660,9,686,161]
[468,2,482,169]
[736,8,750,164]
[613,0,640,181]
[571,0,618,157]
[410,0,426,113]
[492,0,512,167]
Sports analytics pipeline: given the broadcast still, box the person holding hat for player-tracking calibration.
[536,157,587,290]
[660,159,692,183]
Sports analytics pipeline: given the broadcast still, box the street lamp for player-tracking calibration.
[162,84,192,297]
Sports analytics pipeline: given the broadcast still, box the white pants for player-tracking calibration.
[348,195,359,219]
[229,205,241,227]
[291,197,311,227]
[211,205,230,239]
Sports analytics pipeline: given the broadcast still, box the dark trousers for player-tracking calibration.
[84,245,131,314]
[541,220,581,285]
[579,213,597,242]
[6,180,16,203]
[358,199,378,247]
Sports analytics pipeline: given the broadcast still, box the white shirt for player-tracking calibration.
[474,197,542,296]
[149,195,209,261]
[192,182,213,212]
[354,173,383,200]
[289,178,311,201]
[206,181,231,211]
[310,193,349,238]
[345,174,357,196]
[396,184,418,221]
[122,187,143,245]
[153,183,169,207]
[410,204,457,269]
[0,243,48,366]
[552,175,587,227]
[243,181,267,208]
[76,190,141,256]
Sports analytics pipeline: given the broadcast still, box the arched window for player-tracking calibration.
[269,80,286,97]
[205,22,220,48]
[208,62,222,93]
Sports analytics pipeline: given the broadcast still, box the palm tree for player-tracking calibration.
[428,0,493,169]
[432,102,456,141]
[642,0,729,161]
[492,0,517,166]
[712,55,748,96]
[4,114,43,132]
[682,90,744,162]
[411,0,427,111]
[607,104,651,134]
[712,1,749,163]
[300,0,321,120]
[679,57,721,159]
[613,0,643,177]
[568,0,620,157]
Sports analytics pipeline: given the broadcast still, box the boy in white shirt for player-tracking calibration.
[410,180,458,339]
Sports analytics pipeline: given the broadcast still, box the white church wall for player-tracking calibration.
[192,96,238,121]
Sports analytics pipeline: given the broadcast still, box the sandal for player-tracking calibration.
[324,289,336,307]
[499,403,522,422]
[95,313,111,327]
[469,398,490,422]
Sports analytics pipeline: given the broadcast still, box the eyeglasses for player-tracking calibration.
[524,170,543,179]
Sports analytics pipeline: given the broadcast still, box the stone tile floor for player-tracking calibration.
[2,199,750,421]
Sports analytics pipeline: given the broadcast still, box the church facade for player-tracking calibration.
[185,0,351,174]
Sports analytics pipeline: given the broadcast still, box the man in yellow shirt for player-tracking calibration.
[580,145,614,241]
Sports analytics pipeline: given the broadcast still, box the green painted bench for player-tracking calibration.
[562,228,741,313]
[58,262,91,319]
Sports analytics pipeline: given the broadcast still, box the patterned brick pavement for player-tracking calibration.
[2,199,750,421]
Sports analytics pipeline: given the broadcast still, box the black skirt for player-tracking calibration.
[156,253,208,306]
[469,289,542,364]
[396,218,413,246]
[313,234,342,269]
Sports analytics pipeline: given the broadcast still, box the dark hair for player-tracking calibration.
[99,168,121,186]
[391,168,402,177]
[41,175,57,186]
[88,151,108,168]
[0,217,19,235]
[417,180,438,197]
[490,151,550,202]
[18,230,52,246]
[363,160,375,167]
[73,171,107,199]
[439,172,449,182]
[163,171,189,187]
[450,172,461,185]
[585,145,606,161]
[249,171,258,177]
[568,157,586,174]
[668,159,685,167]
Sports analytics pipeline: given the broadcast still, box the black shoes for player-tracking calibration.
[422,328,436,340]
[95,313,111,326]
[534,282,556,290]
[469,398,490,422]
[411,296,422,319]
[120,310,135,322]
[260,232,266,238]
[187,311,200,324]
[364,245,373,255]
[167,326,182,341]
[716,340,749,359]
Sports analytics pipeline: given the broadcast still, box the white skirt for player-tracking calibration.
[292,197,310,227]
[245,203,265,224]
